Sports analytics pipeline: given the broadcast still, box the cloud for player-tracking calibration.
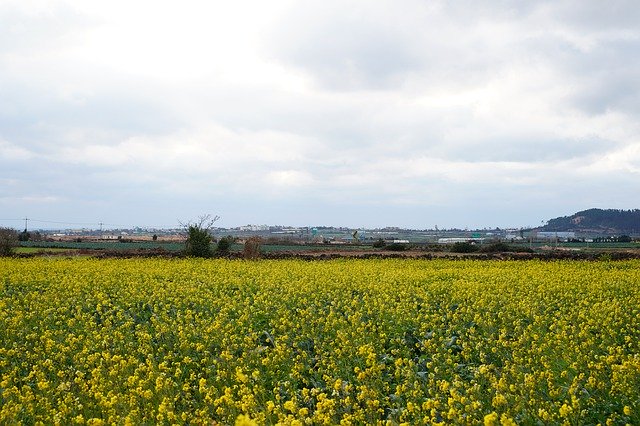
[1,0,639,228]
[270,3,424,90]
[0,139,34,161]
[0,195,62,203]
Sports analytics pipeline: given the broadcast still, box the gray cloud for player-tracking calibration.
[272,19,421,90]
[1,0,639,229]
[550,1,640,31]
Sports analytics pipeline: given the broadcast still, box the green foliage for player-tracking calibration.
[480,242,510,253]
[372,238,386,249]
[385,243,407,251]
[185,225,212,258]
[19,240,185,252]
[183,215,219,258]
[2,258,639,424]
[451,241,478,253]
[216,236,233,253]
[598,253,613,262]
[18,230,30,242]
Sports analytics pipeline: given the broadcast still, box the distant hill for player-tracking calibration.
[542,208,640,234]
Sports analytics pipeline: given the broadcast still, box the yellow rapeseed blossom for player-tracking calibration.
[236,414,258,426]
[484,412,499,426]
[0,258,638,424]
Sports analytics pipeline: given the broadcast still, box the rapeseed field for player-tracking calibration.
[0,258,638,425]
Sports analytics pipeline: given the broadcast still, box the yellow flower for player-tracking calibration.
[492,394,507,407]
[284,400,296,412]
[560,403,573,417]
[2,257,640,425]
[235,367,248,383]
[484,412,499,426]
[235,414,257,426]
[500,414,517,426]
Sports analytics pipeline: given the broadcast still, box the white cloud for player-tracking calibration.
[0,139,34,160]
[1,0,639,228]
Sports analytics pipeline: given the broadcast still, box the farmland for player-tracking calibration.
[1,258,639,425]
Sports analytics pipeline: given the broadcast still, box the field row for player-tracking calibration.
[1,258,639,425]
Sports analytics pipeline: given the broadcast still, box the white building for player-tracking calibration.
[537,231,576,240]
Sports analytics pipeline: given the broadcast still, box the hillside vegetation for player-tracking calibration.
[543,208,640,234]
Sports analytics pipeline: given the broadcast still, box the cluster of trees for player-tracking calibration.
[183,215,230,257]
[591,235,634,243]
[182,215,258,258]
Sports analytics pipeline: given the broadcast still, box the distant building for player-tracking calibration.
[238,224,269,231]
[438,238,484,244]
[537,231,575,240]
[505,234,523,241]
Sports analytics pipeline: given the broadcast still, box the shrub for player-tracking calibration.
[185,225,212,257]
[422,244,447,252]
[480,242,511,253]
[385,243,407,251]
[216,236,233,253]
[372,238,386,249]
[243,237,262,259]
[0,227,18,256]
[183,215,219,258]
[451,241,478,253]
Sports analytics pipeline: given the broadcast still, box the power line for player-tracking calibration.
[1,217,182,229]
[28,219,100,226]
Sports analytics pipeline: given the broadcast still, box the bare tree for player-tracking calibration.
[180,215,220,258]
[0,227,18,256]
[243,236,262,259]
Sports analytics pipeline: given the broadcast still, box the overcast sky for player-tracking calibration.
[1,0,639,230]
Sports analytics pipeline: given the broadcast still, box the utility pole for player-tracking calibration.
[23,217,29,232]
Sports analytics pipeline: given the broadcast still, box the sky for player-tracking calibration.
[1,0,639,230]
